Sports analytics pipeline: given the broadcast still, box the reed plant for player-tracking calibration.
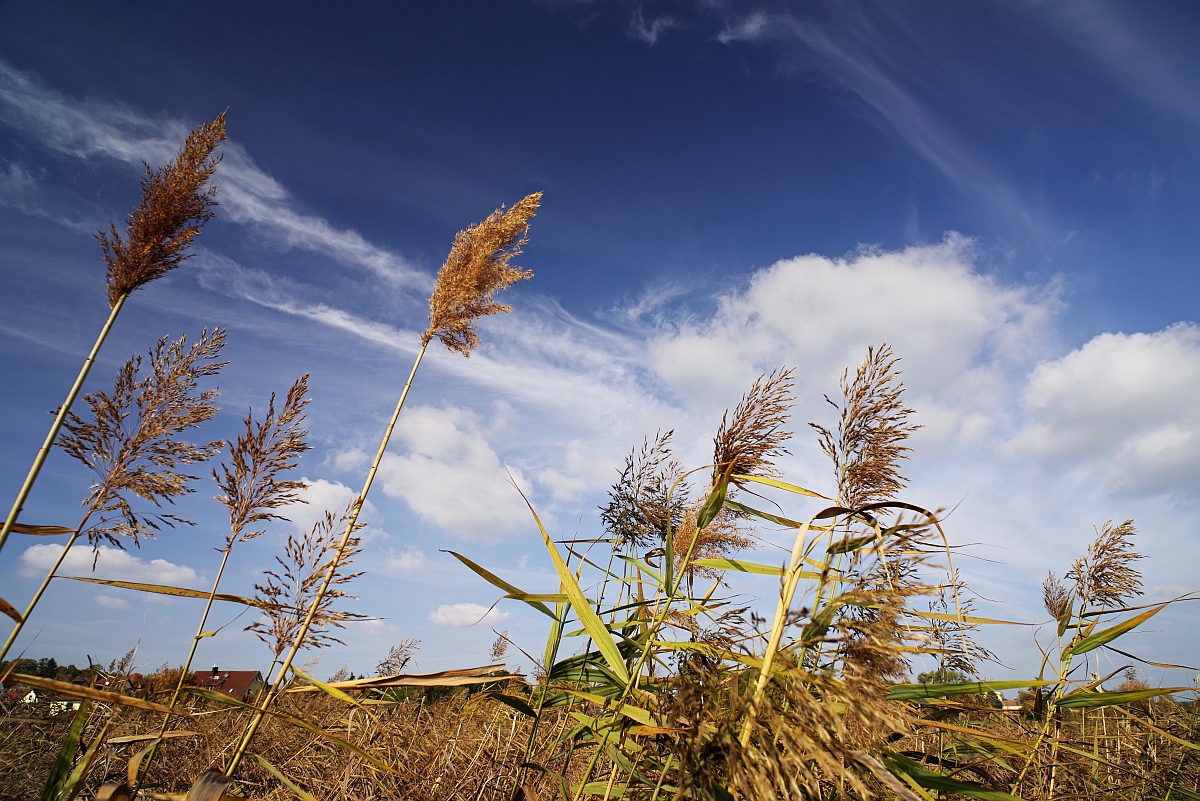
[0,113,226,566]
[222,191,543,776]
[0,330,227,665]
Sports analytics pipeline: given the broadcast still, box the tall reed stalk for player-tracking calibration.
[141,376,310,781]
[224,191,542,776]
[0,114,226,562]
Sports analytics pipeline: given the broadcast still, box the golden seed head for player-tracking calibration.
[423,192,541,356]
[99,113,227,307]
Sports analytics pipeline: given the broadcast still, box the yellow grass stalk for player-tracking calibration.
[0,114,226,559]
[224,192,541,777]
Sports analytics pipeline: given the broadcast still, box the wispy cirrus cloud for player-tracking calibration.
[0,59,428,288]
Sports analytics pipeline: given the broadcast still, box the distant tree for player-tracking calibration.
[35,657,58,679]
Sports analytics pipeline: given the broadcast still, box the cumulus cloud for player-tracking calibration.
[94,594,130,610]
[1012,323,1200,496]
[20,544,203,587]
[376,405,533,540]
[428,603,510,627]
[647,236,1058,435]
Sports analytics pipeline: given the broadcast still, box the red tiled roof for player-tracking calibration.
[192,669,263,702]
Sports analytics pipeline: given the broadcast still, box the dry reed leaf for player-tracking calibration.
[423,192,541,356]
[99,114,227,307]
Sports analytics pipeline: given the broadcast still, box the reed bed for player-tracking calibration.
[2,124,1197,800]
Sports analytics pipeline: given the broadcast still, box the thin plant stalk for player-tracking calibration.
[225,342,428,775]
[0,527,85,661]
[0,296,126,556]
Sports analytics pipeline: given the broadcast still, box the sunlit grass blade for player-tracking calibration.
[1057,686,1191,709]
[884,752,1022,801]
[247,754,318,801]
[14,674,173,714]
[887,679,1056,702]
[0,596,21,623]
[519,491,631,684]
[444,550,556,619]
[61,576,287,610]
[1068,603,1166,656]
[40,700,89,801]
[730,473,829,499]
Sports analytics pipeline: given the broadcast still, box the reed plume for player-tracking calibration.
[0,113,227,559]
[423,192,541,356]
[377,638,422,676]
[224,193,543,776]
[1066,519,1144,609]
[811,343,919,509]
[246,507,366,665]
[0,330,226,662]
[712,368,795,487]
[99,113,227,306]
[601,430,687,551]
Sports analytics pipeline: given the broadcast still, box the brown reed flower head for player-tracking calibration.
[600,430,688,550]
[1042,570,1070,619]
[673,500,755,581]
[712,368,795,488]
[58,329,226,551]
[246,506,366,660]
[213,375,311,548]
[1066,519,1144,609]
[811,344,919,509]
[376,638,421,677]
[98,113,227,308]
[422,192,541,356]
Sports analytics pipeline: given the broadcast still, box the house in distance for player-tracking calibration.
[193,665,264,703]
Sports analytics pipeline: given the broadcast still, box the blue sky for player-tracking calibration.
[1,1,1198,683]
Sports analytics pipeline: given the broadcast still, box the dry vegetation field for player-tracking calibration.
[1,117,1197,801]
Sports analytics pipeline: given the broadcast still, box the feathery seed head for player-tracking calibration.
[1067,519,1144,609]
[99,113,227,307]
[810,344,919,509]
[58,329,227,551]
[712,368,795,488]
[423,192,541,356]
[214,375,311,548]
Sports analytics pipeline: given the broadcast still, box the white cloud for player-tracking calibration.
[20,544,203,587]
[376,405,533,540]
[428,603,510,627]
[279,478,378,535]
[94,594,130,610]
[1011,323,1200,496]
[384,548,428,573]
[648,236,1057,430]
[0,59,426,287]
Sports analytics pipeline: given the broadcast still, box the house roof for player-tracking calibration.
[192,669,263,700]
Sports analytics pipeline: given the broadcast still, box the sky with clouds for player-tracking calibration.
[0,1,1198,683]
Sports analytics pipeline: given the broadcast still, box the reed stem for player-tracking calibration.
[224,341,429,776]
[141,546,235,779]
[0,528,83,663]
[0,295,126,556]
